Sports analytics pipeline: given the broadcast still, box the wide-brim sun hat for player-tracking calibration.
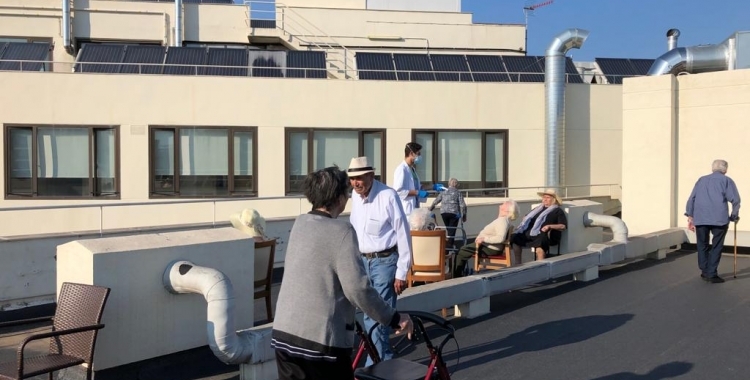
[536,188,563,205]
[347,156,375,177]
[230,208,266,238]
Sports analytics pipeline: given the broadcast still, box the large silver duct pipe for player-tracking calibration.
[544,28,589,189]
[667,29,680,51]
[174,0,183,46]
[648,35,733,76]
[62,0,72,52]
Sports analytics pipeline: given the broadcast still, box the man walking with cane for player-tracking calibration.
[685,159,741,283]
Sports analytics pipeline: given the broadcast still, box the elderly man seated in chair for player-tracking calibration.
[511,188,568,263]
[453,199,519,278]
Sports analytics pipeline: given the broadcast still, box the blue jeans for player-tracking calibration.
[361,254,398,366]
[696,224,728,278]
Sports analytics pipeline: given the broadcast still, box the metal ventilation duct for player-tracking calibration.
[62,0,72,51]
[544,28,589,189]
[667,29,680,51]
[648,31,750,76]
[174,0,183,47]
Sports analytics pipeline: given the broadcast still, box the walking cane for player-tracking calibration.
[734,221,738,279]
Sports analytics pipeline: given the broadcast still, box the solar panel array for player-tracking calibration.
[355,52,584,83]
[594,58,655,84]
[0,42,51,71]
[74,44,327,78]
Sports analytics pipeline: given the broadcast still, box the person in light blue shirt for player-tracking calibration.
[685,159,741,283]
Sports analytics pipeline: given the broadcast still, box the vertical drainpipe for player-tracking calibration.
[544,28,589,190]
[667,29,680,51]
[174,0,183,46]
[62,0,72,52]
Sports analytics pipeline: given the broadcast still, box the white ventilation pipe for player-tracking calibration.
[583,212,628,243]
[544,28,589,189]
[174,0,183,46]
[163,260,257,364]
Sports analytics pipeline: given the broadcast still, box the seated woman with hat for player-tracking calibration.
[510,188,568,262]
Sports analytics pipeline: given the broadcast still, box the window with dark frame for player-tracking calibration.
[149,126,257,197]
[285,128,385,194]
[5,125,119,198]
[413,130,508,196]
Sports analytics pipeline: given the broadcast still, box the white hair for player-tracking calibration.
[712,159,728,174]
[502,199,520,221]
[408,208,433,231]
[448,178,459,188]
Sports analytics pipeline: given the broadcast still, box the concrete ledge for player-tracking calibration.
[589,242,626,266]
[654,228,687,249]
[397,276,485,312]
[546,251,600,279]
[482,261,549,294]
[625,236,645,259]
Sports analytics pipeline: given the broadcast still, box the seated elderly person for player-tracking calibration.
[453,199,519,278]
[408,208,435,231]
[511,188,568,262]
[230,208,269,242]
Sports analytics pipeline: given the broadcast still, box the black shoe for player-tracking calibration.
[708,276,725,283]
[700,274,710,282]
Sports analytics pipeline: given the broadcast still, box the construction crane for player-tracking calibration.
[523,0,555,53]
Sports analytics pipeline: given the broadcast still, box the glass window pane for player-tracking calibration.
[153,129,175,193]
[8,128,33,195]
[95,129,116,195]
[179,128,229,196]
[486,133,505,185]
[233,130,254,194]
[288,132,308,193]
[415,133,433,182]
[363,132,382,178]
[437,131,482,184]
[37,127,89,196]
[312,131,358,170]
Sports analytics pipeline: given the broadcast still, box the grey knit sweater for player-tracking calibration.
[272,212,397,357]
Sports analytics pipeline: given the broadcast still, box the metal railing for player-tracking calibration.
[0,59,637,84]
[0,183,619,239]
[243,1,357,79]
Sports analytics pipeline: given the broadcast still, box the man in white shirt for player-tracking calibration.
[393,142,444,215]
[347,156,412,365]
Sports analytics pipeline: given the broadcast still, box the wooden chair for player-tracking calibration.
[408,230,451,317]
[474,228,514,273]
[0,282,110,380]
[254,239,277,322]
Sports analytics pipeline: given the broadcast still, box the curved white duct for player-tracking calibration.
[174,0,183,46]
[583,212,628,243]
[648,37,733,76]
[163,260,256,364]
[544,28,589,189]
[62,0,71,51]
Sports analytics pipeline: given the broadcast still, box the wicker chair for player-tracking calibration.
[0,282,110,380]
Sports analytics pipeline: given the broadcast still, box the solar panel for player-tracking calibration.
[0,43,7,60]
[249,51,286,77]
[595,58,637,84]
[565,57,584,84]
[120,45,165,74]
[164,46,207,75]
[629,58,655,75]
[501,56,544,82]
[204,47,248,76]
[75,44,125,73]
[430,54,472,82]
[250,20,276,29]
[466,55,509,82]
[393,53,435,81]
[0,42,50,71]
[356,52,396,80]
[287,51,326,79]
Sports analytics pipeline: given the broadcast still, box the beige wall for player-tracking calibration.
[0,71,622,236]
[622,69,750,235]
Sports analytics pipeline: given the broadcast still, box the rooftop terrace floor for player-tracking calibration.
[3,249,750,379]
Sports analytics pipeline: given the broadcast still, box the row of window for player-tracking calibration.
[4,125,508,199]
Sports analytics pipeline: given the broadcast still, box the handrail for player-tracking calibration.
[0,59,632,83]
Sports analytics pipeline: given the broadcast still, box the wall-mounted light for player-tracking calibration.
[367,35,404,41]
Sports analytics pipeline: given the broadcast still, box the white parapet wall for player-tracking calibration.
[56,227,256,371]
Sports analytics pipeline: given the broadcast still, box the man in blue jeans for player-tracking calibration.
[685,159,741,283]
[347,156,412,365]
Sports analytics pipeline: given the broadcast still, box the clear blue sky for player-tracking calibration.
[462,0,750,61]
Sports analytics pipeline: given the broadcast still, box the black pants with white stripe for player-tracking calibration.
[276,349,354,380]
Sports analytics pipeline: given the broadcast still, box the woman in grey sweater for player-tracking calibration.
[429,178,467,248]
[272,166,412,380]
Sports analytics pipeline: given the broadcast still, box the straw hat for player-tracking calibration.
[229,208,266,238]
[347,156,375,177]
[536,188,562,205]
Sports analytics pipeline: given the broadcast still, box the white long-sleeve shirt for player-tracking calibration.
[393,160,420,216]
[350,180,413,281]
[477,216,512,245]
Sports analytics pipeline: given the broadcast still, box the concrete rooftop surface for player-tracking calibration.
[3,249,750,380]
